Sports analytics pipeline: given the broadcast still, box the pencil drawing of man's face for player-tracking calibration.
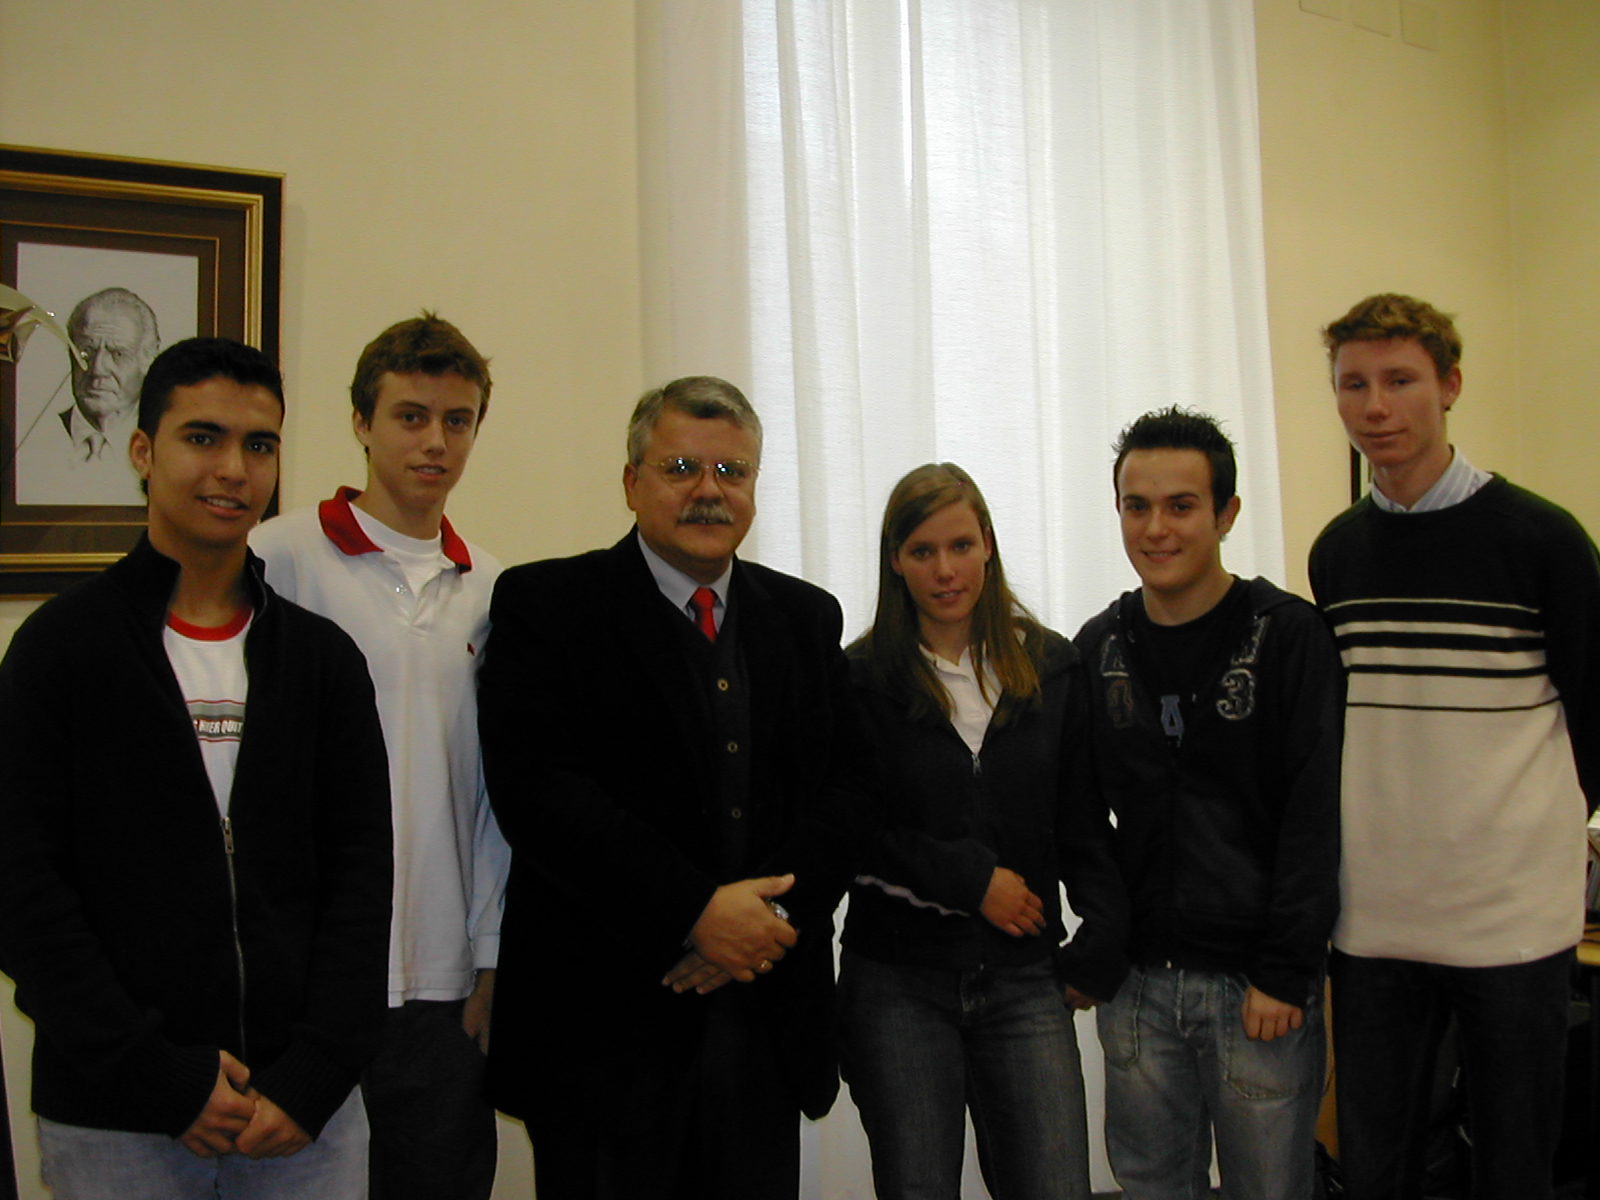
[68,293,158,430]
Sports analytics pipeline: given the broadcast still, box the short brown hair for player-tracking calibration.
[350,312,492,424]
[1322,293,1462,380]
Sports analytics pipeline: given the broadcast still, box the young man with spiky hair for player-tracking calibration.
[250,313,508,1200]
[0,337,392,1198]
[1311,294,1600,1200]
[1075,407,1342,1200]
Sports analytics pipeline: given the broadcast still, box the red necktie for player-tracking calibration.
[691,587,718,642]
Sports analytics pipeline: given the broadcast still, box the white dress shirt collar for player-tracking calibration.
[635,530,732,628]
[1370,447,1492,514]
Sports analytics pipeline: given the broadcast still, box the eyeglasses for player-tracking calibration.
[648,456,758,487]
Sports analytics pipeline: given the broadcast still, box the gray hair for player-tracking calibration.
[626,376,763,465]
[68,287,161,354]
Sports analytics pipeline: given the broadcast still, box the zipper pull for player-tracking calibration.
[972,752,982,777]
[222,816,235,855]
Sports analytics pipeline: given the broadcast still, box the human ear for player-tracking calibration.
[1440,366,1463,412]
[622,462,642,513]
[1216,493,1242,536]
[129,429,153,480]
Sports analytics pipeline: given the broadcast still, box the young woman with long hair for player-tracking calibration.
[838,462,1126,1200]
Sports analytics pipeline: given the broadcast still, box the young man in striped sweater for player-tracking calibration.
[1310,293,1600,1200]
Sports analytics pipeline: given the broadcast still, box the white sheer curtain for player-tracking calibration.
[638,2,1275,1194]
[639,0,1281,644]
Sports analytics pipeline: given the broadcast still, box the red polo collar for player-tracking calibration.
[317,486,473,570]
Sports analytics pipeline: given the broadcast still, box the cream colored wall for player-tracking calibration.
[1505,1,1600,537]
[3,0,644,562]
[1,1,643,1195]
[1258,0,1600,589]
[1255,0,1523,596]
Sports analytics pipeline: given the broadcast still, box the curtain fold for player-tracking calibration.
[639,3,1272,1191]
[641,0,1279,645]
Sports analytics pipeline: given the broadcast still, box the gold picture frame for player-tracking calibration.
[0,145,282,597]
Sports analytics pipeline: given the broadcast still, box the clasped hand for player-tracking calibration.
[662,874,798,995]
[179,1050,311,1160]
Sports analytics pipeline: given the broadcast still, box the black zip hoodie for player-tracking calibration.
[0,535,392,1138]
[842,627,1129,1001]
[1073,577,1341,1007]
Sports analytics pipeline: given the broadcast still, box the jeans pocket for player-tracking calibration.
[1095,967,1142,1069]
[1218,977,1320,1101]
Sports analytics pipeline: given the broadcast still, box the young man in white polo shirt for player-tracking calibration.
[251,314,508,1200]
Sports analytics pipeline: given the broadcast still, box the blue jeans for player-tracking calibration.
[37,1087,367,1200]
[838,951,1092,1200]
[1329,948,1571,1200]
[1096,965,1324,1200]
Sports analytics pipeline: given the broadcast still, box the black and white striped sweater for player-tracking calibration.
[1310,475,1600,966]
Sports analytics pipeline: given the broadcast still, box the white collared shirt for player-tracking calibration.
[250,489,509,1006]
[636,530,732,634]
[1370,447,1492,513]
[64,405,122,461]
[921,644,998,755]
[31,406,146,506]
[348,503,450,612]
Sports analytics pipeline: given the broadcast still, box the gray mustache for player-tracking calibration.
[681,501,734,525]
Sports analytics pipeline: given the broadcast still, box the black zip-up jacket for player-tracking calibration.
[842,628,1129,1001]
[1073,578,1341,1007]
[0,536,392,1138]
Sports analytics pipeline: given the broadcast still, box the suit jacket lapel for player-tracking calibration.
[602,531,716,786]
[729,562,795,787]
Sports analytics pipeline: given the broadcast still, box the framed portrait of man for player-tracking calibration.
[0,145,282,596]
[13,247,198,507]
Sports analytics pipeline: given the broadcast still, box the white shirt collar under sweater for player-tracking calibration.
[1369,447,1492,513]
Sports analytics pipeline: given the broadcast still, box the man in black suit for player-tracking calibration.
[478,376,871,1200]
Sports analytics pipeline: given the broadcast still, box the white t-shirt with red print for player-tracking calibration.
[163,606,252,817]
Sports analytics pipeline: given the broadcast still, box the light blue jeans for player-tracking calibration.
[1096,965,1324,1200]
[37,1087,368,1200]
[839,951,1092,1200]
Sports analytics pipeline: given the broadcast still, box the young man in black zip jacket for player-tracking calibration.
[0,338,392,1199]
[1074,407,1341,1200]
